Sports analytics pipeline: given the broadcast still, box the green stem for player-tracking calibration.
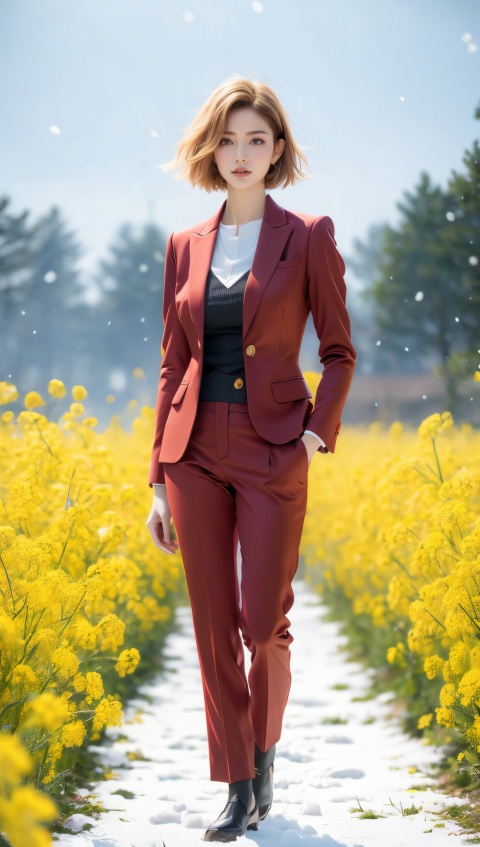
[56,522,74,570]
[35,740,51,788]
[424,607,447,630]
[434,553,446,578]
[424,462,441,483]
[458,603,480,633]
[20,608,45,662]
[390,555,416,583]
[58,588,87,636]
[431,436,444,484]
[34,420,58,459]
[0,550,15,608]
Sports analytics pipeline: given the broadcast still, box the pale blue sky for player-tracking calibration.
[1,0,478,294]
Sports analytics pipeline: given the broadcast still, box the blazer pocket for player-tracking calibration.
[171,380,189,405]
[276,254,300,269]
[271,377,312,403]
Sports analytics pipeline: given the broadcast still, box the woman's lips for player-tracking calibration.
[232,170,251,177]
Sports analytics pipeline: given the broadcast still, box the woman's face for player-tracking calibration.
[212,106,284,191]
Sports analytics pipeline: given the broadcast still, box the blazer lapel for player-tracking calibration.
[188,193,294,344]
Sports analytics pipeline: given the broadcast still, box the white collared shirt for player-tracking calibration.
[211,217,264,287]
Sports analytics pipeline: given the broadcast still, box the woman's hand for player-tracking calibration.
[146,484,180,555]
[300,432,321,466]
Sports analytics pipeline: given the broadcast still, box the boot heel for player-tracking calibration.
[247,802,259,831]
[259,803,272,821]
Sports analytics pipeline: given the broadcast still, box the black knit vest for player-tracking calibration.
[198,267,250,404]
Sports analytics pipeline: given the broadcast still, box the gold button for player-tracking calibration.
[246,344,256,357]
[234,378,244,389]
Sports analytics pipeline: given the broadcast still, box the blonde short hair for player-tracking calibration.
[161,74,310,192]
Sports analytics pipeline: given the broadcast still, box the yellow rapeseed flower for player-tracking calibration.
[439,683,456,707]
[72,673,86,692]
[69,402,85,416]
[61,720,86,748]
[72,385,87,401]
[115,648,141,677]
[92,695,123,734]
[84,671,104,704]
[436,706,454,727]
[424,655,444,680]
[24,391,45,410]
[473,371,480,383]
[47,379,66,398]
[389,421,404,438]
[0,525,16,550]
[0,785,58,847]
[10,664,39,691]
[0,732,32,788]
[0,381,19,404]
[417,713,433,729]
[94,614,126,652]
[23,692,70,732]
[417,413,441,439]
[458,668,480,707]
[439,411,453,431]
[386,642,407,668]
[51,647,80,680]
[1,410,15,423]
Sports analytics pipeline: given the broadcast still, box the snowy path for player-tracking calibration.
[58,580,465,847]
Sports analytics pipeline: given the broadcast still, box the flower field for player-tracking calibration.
[301,372,480,785]
[0,379,183,846]
[0,372,479,845]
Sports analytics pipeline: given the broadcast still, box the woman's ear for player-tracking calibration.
[275,138,285,160]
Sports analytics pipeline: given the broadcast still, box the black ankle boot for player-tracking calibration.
[203,780,259,843]
[252,743,276,821]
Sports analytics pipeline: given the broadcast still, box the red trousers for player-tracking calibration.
[163,399,308,783]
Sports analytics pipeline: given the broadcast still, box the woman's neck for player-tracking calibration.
[220,190,267,230]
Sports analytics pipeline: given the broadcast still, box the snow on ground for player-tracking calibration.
[57,580,466,846]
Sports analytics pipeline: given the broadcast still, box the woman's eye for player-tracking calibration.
[219,138,264,145]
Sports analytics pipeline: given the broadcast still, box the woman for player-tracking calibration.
[146,74,356,843]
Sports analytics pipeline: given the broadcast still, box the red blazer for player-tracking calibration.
[149,192,356,486]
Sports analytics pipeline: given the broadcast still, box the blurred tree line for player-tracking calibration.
[345,102,479,414]
[0,105,478,423]
[0,201,168,425]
